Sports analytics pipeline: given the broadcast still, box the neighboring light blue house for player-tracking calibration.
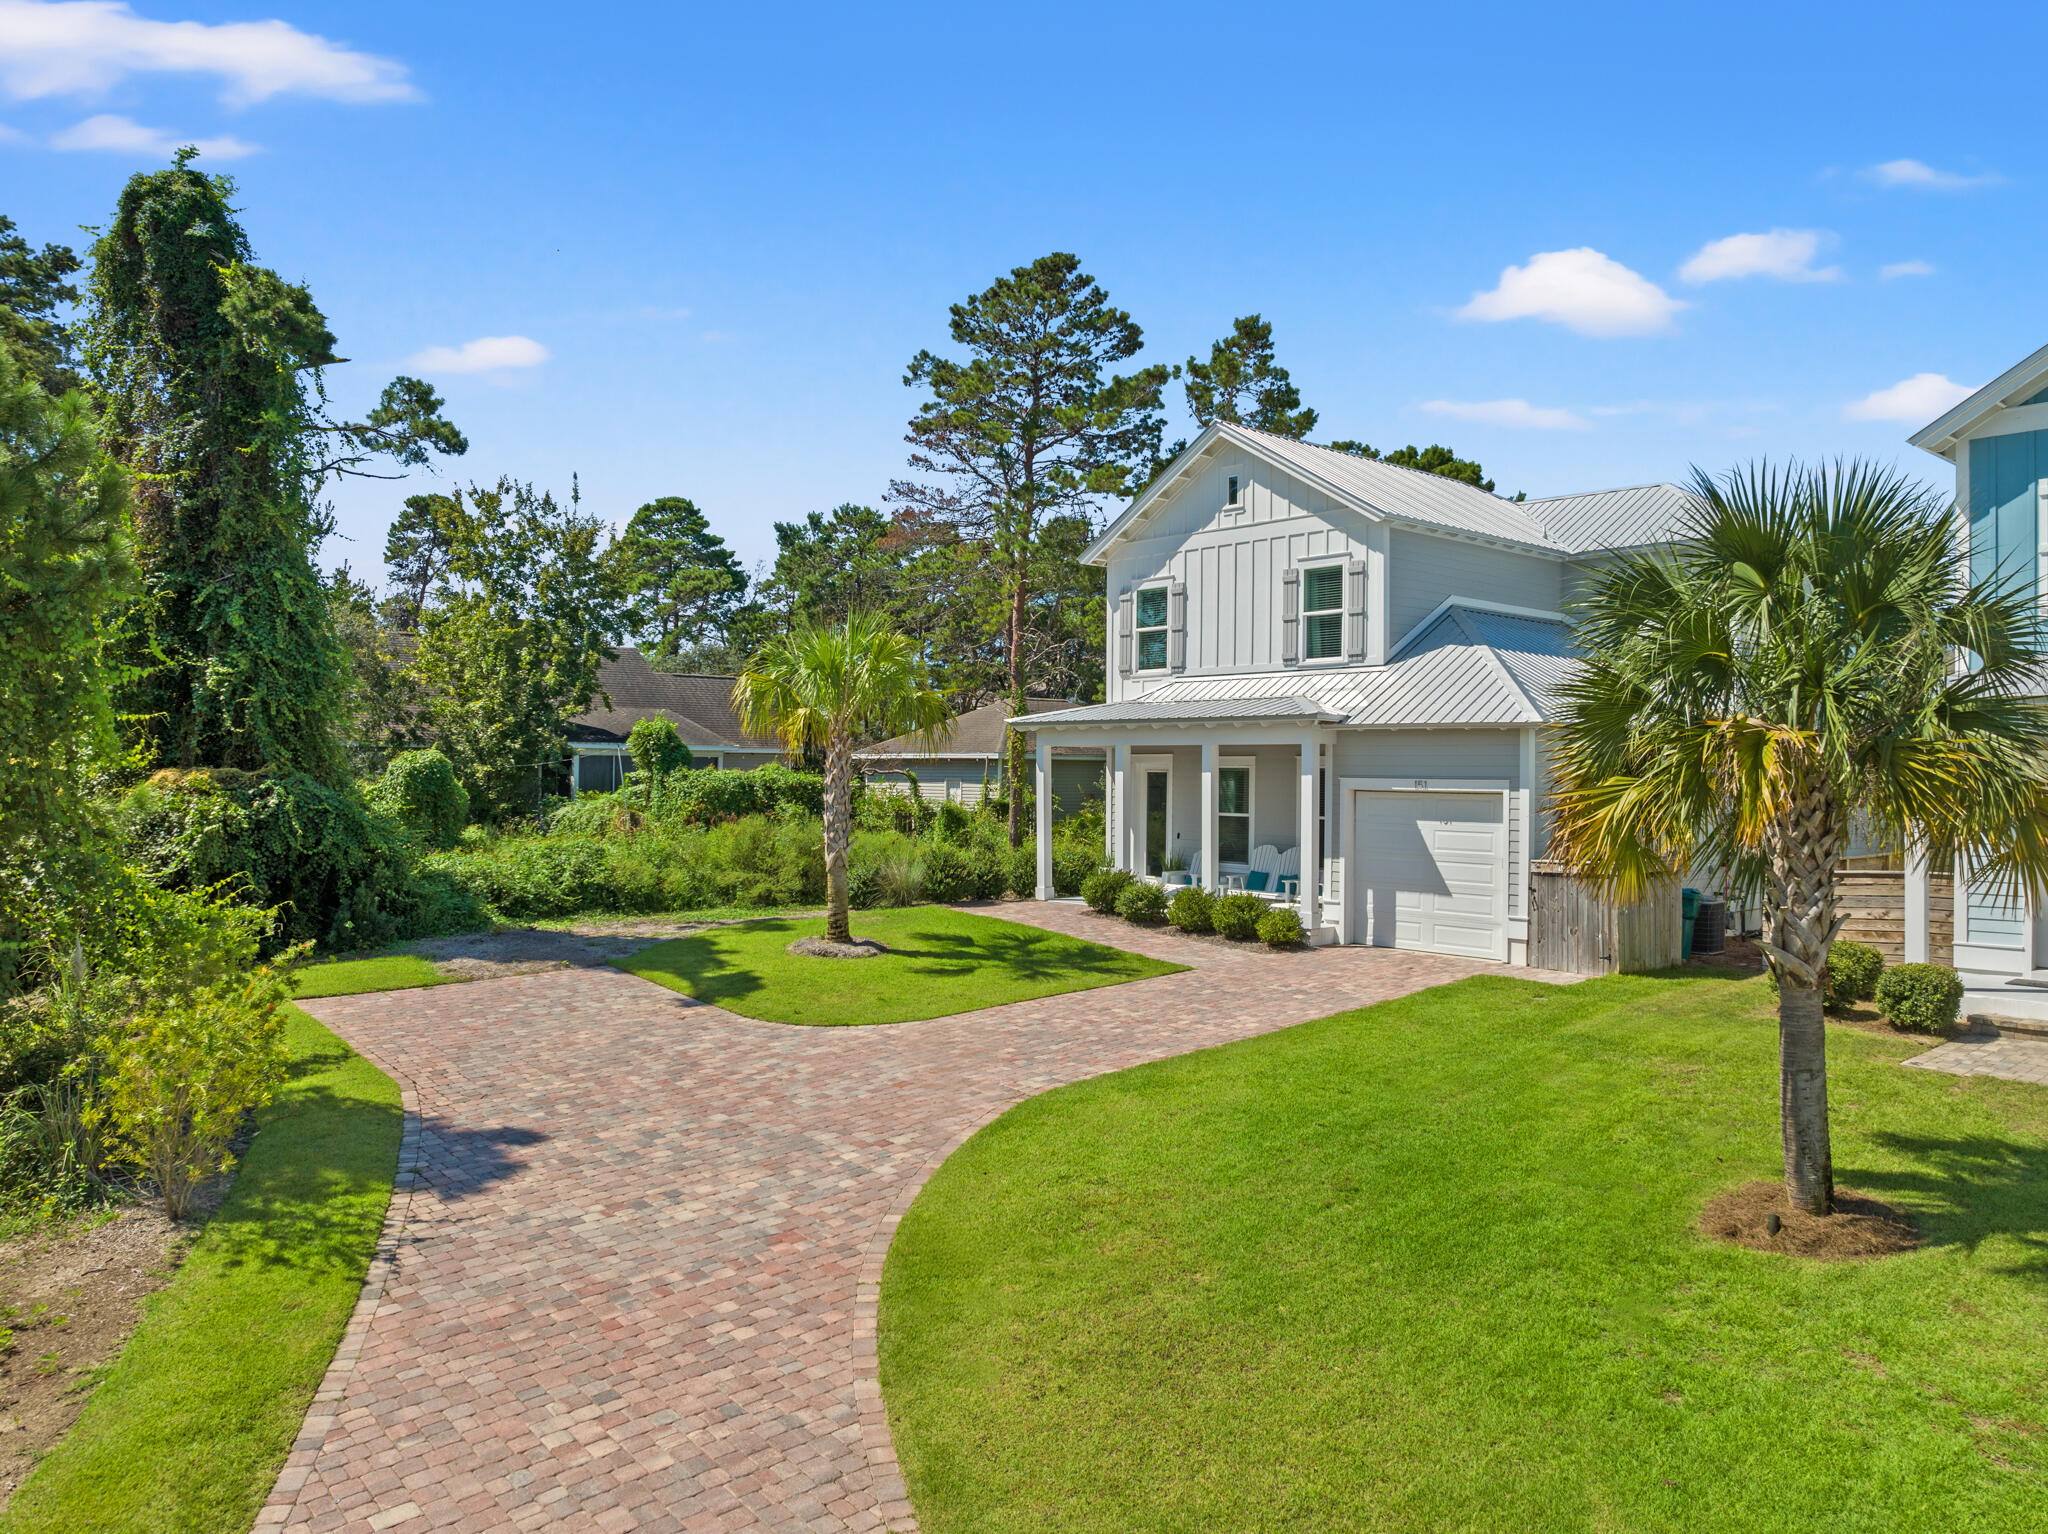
[1908,343,2048,982]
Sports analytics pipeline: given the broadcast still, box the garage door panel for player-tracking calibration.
[1356,791,1505,960]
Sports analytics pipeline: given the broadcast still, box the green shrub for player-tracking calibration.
[1082,868,1133,914]
[1256,906,1306,947]
[1053,839,1105,897]
[1212,893,1267,941]
[1824,940,1884,1009]
[1874,963,1965,1034]
[1116,882,1169,924]
[964,845,1007,901]
[627,716,693,777]
[934,801,973,843]
[921,844,974,904]
[1005,840,1036,897]
[1168,885,1214,934]
[647,763,824,826]
[365,749,467,851]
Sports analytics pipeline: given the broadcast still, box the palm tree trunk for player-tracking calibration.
[822,732,853,943]
[1762,780,1844,1215]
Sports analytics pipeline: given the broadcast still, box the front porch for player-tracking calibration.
[1026,710,1342,943]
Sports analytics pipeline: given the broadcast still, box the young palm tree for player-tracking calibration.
[1549,461,2048,1215]
[733,612,952,943]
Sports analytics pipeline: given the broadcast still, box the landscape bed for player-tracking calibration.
[618,906,1183,1026]
[880,970,2048,1533]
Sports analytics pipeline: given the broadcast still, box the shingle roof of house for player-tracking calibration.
[1021,602,1578,731]
[855,697,1078,761]
[1086,421,1703,562]
[566,649,784,752]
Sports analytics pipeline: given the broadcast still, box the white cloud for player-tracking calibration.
[1863,158,2000,191]
[1879,259,1935,280]
[0,120,26,142]
[406,335,550,374]
[1843,372,1975,423]
[699,329,736,343]
[1421,397,1589,431]
[1679,228,1839,284]
[50,111,252,158]
[1456,248,1685,337]
[0,1,415,105]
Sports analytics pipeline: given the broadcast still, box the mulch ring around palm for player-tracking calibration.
[786,936,888,959]
[1699,1180,1921,1260]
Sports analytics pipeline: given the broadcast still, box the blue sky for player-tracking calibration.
[3,0,2042,582]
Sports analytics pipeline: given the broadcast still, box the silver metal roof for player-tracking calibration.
[1522,482,1702,553]
[1088,421,1707,565]
[1907,340,2048,462]
[1027,604,1578,731]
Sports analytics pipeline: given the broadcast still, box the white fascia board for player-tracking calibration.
[1908,341,2048,461]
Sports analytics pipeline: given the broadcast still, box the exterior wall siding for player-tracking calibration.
[1332,728,1522,783]
[1968,427,2047,598]
[1388,530,1562,640]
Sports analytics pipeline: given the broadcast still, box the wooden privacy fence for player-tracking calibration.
[1529,861,1683,975]
[1836,869,1953,967]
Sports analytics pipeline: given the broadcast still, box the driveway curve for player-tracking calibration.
[261,904,1492,1533]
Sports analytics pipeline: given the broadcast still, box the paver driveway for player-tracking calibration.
[261,904,1499,1533]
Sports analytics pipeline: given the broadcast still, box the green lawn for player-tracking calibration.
[618,906,1182,1026]
[293,952,452,997]
[881,970,2048,1534]
[3,1003,402,1532]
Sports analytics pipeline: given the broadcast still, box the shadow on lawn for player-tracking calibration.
[645,916,1143,1011]
[1849,1131,2048,1280]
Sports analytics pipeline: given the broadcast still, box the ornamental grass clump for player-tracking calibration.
[1874,963,1965,1034]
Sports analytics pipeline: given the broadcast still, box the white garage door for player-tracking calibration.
[1355,791,1506,960]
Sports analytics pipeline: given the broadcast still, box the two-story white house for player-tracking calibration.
[1904,342,2048,987]
[1021,422,1698,963]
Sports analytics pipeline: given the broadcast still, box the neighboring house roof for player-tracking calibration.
[856,697,1077,762]
[1086,421,1700,564]
[1022,601,1578,731]
[566,649,785,753]
[1908,341,2048,462]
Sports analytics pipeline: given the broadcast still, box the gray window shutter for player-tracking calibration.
[1281,567,1301,666]
[1346,557,1367,662]
[1116,589,1135,676]
[1168,581,1187,671]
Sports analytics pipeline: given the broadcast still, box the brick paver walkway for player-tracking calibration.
[1903,1033,2048,1086]
[260,903,1498,1533]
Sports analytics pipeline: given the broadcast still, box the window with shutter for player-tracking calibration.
[1116,590,1135,676]
[1345,557,1367,661]
[1135,586,1170,671]
[1301,564,1344,660]
[1281,568,1301,665]
[1168,581,1187,671]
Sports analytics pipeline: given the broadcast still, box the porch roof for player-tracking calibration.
[1022,602,1575,732]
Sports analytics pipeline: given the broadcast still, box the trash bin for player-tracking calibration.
[1694,896,1727,955]
[1682,887,1701,962]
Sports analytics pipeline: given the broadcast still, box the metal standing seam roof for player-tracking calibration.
[1907,340,2048,460]
[1091,420,1703,562]
[1023,604,1579,731]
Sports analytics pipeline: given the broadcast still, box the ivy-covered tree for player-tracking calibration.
[82,153,466,783]
[615,495,750,660]
[1184,314,1316,439]
[892,253,1170,844]
[407,478,627,821]
[1326,440,1496,493]
[0,214,84,396]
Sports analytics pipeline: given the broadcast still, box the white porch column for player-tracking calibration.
[1905,840,1930,965]
[1298,733,1320,932]
[1034,737,1054,900]
[1200,740,1218,892]
[1106,745,1122,867]
[1114,745,1133,872]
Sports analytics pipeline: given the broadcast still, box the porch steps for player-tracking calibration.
[1963,1011,2048,1041]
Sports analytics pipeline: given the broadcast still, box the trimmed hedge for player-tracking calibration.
[1168,886,1214,934]
[1874,963,1965,1034]
[1256,906,1306,947]
[1116,882,1169,924]
[1825,940,1883,1010]
[1082,868,1135,914]
[1212,893,1267,942]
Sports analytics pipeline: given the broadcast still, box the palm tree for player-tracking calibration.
[733,612,952,943]
[1548,461,2048,1215]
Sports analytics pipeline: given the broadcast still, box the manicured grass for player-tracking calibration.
[531,903,821,930]
[2,1004,402,1531]
[618,906,1182,1026]
[881,971,2048,1534]
[293,952,452,997]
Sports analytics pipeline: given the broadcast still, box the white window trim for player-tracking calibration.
[1217,754,1255,870]
[1299,560,1348,664]
[1134,582,1172,672]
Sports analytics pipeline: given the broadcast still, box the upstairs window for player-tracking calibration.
[1135,585,1170,670]
[1302,564,1345,660]
[1227,474,1241,507]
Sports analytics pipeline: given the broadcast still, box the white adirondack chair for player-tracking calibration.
[1273,846,1302,900]
[1247,844,1283,897]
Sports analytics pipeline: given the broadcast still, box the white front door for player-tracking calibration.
[1354,790,1507,960]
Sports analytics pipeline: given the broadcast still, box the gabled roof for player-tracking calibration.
[1086,421,1699,564]
[855,696,1076,760]
[1023,602,1578,731]
[1908,342,2048,462]
[567,649,784,752]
